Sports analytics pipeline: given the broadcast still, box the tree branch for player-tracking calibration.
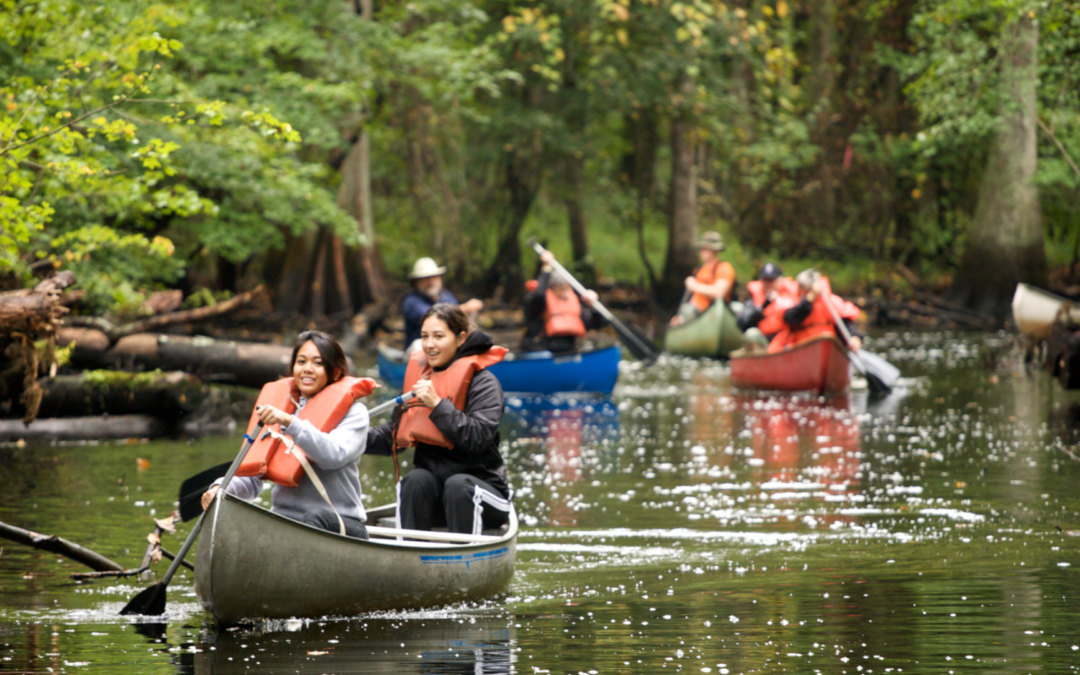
[0,519,123,572]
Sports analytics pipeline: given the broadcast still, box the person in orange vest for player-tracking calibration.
[737,262,800,349]
[767,269,863,354]
[201,331,376,539]
[670,231,736,326]
[368,304,513,535]
[520,250,603,353]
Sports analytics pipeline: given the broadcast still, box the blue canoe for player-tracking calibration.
[376,345,621,395]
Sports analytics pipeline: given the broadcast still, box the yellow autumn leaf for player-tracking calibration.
[777,0,789,18]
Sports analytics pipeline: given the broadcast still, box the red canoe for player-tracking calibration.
[730,336,851,394]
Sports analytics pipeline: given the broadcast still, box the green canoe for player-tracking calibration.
[664,300,744,358]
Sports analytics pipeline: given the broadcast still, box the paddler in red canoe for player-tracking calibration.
[767,269,863,354]
[367,304,513,536]
[201,331,377,539]
[738,262,800,350]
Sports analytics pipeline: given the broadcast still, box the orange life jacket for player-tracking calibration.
[395,346,508,449]
[238,376,378,487]
[544,289,586,338]
[691,260,735,312]
[767,278,861,353]
[747,277,799,308]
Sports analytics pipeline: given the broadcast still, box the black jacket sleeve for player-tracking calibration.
[783,298,814,327]
[427,369,503,459]
[365,407,401,457]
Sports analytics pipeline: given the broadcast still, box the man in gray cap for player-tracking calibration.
[401,257,484,349]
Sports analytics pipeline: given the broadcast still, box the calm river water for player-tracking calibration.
[2,332,1079,674]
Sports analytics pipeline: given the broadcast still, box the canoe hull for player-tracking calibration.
[730,336,851,394]
[664,301,743,358]
[195,495,517,625]
[1012,283,1078,338]
[377,345,621,395]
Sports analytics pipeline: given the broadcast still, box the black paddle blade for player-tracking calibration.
[178,461,230,522]
[119,583,166,616]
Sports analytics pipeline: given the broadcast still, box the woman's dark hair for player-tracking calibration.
[420,303,472,337]
[290,330,349,383]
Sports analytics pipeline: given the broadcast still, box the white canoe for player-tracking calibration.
[1012,283,1080,337]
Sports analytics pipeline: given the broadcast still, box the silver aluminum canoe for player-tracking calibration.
[195,493,517,626]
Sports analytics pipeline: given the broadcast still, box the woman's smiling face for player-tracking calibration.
[420,316,466,368]
[292,340,329,397]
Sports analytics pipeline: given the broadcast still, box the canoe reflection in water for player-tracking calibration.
[504,395,620,526]
[194,614,515,675]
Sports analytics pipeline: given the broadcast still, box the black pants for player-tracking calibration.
[398,469,511,535]
[298,507,369,540]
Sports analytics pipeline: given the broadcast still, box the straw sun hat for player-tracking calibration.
[409,257,447,280]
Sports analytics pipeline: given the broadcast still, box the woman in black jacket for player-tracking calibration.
[368,304,511,535]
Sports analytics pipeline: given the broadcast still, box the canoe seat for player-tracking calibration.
[376,516,509,537]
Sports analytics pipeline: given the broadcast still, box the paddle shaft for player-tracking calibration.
[153,422,263,594]
[527,239,657,359]
[820,287,882,387]
[368,391,416,417]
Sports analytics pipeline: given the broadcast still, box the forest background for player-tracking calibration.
[3,0,1079,324]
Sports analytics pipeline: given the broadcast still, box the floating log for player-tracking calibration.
[35,371,209,419]
[0,415,166,441]
[0,519,123,572]
[58,330,292,388]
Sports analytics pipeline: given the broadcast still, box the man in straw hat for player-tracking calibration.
[401,257,484,350]
[670,231,737,326]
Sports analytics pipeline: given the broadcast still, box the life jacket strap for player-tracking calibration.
[266,428,346,536]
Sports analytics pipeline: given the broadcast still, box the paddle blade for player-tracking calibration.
[858,350,901,389]
[178,461,230,522]
[119,583,166,616]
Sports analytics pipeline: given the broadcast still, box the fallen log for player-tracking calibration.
[0,271,77,333]
[36,370,209,419]
[58,330,293,388]
[65,286,265,343]
[0,414,165,442]
[0,519,123,572]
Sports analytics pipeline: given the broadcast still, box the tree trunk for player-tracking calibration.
[337,132,388,308]
[953,16,1044,317]
[481,149,542,300]
[660,84,698,305]
[622,111,659,289]
[275,229,319,315]
[565,152,594,284]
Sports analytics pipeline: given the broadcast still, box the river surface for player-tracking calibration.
[2,332,1079,674]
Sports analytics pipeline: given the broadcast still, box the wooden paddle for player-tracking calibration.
[175,392,418,523]
[821,288,900,394]
[120,421,264,616]
[526,237,659,363]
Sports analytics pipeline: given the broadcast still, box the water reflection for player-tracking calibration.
[193,615,514,675]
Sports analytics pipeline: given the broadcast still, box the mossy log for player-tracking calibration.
[59,330,293,388]
[36,370,210,419]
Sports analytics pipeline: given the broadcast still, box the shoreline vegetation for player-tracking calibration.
[6,0,1080,434]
